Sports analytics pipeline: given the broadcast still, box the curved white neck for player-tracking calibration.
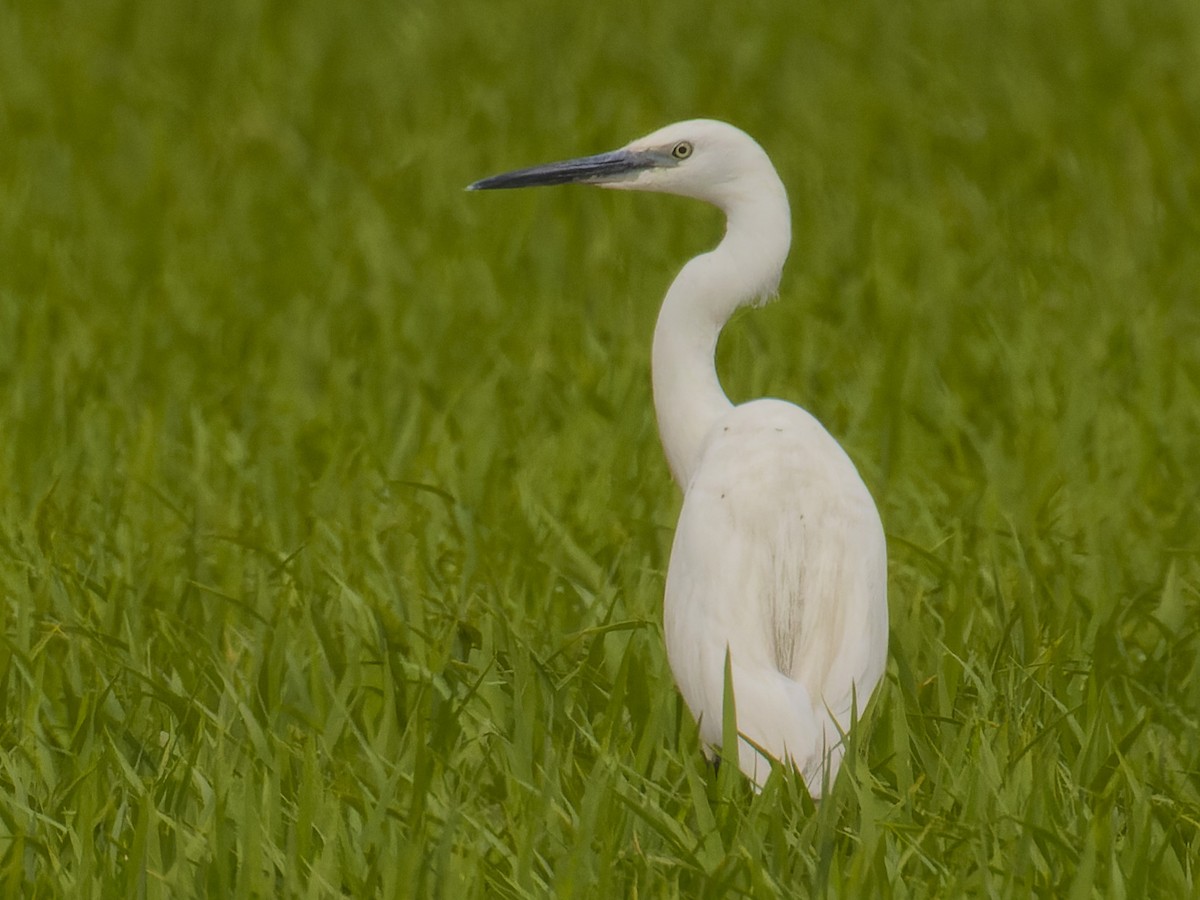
[651,183,792,488]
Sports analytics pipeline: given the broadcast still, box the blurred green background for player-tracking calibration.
[1,0,1198,896]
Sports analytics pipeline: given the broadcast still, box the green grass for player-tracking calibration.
[2,0,1199,895]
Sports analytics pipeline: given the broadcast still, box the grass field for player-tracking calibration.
[2,0,1199,896]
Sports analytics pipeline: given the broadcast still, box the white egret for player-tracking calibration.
[469,120,887,796]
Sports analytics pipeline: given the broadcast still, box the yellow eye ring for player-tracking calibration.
[672,141,693,160]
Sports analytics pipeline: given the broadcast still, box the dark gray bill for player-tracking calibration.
[467,149,656,191]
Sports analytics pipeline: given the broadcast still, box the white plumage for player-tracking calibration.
[471,119,888,796]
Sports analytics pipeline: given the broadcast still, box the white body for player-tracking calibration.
[663,398,887,792]
[617,121,888,795]
[473,119,889,796]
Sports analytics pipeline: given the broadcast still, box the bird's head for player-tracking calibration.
[468,119,784,213]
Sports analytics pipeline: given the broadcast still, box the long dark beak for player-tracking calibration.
[467,148,657,191]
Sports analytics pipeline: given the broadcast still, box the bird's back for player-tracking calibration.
[662,397,887,792]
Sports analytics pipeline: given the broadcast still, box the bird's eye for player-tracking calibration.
[672,141,693,160]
